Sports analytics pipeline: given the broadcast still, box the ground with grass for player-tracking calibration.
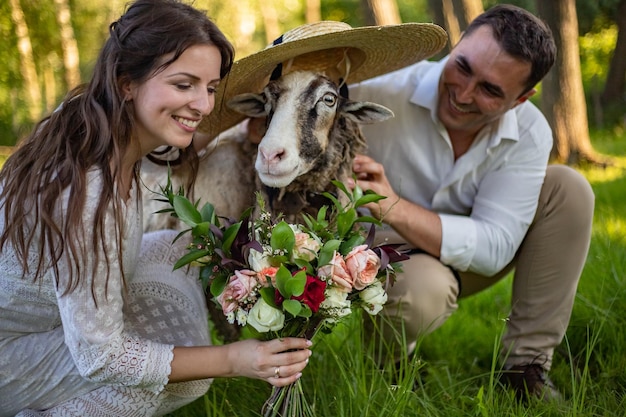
[2,130,624,416]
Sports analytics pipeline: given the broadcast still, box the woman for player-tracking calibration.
[0,1,311,415]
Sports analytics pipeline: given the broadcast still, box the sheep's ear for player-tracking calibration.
[341,101,394,124]
[227,93,268,117]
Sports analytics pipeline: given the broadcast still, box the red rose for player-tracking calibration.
[275,273,327,313]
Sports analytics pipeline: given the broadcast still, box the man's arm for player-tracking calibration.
[351,153,442,258]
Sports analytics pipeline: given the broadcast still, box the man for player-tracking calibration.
[349,4,594,402]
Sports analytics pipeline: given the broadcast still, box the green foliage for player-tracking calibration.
[579,25,618,93]
[576,0,624,33]
[1,0,624,146]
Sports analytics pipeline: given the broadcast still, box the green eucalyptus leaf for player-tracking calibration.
[172,195,201,227]
[352,183,364,201]
[354,216,382,226]
[331,179,351,200]
[274,264,292,297]
[318,239,341,266]
[199,203,216,223]
[209,274,229,298]
[293,258,313,272]
[259,286,278,308]
[355,193,386,207]
[337,208,358,238]
[199,266,212,291]
[191,221,211,238]
[316,205,328,222]
[173,249,209,270]
[301,213,315,230]
[221,222,242,254]
[298,305,312,318]
[270,221,295,253]
[282,299,302,317]
[340,234,366,254]
[321,191,342,210]
[172,228,192,243]
[286,269,307,297]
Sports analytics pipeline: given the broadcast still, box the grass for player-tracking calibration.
[1,131,624,416]
[165,129,626,417]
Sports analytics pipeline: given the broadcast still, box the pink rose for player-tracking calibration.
[216,269,259,315]
[345,245,381,290]
[318,251,353,292]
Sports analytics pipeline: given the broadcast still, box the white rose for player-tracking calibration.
[359,281,388,315]
[247,299,285,333]
[320,287,351,322]
[248,247,272,272]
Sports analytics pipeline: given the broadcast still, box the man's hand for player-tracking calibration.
[350,153,401,220]
[350,153,442,257]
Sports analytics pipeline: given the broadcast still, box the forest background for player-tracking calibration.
[1,0,625,164]
[2,1,626,416]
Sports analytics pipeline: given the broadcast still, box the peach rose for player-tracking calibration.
[216,269,259,315]
[257,266,279,286]
[345,245,381,290]
[292,231,321,262]
[317,251,353,292]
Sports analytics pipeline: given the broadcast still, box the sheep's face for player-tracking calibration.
[227,70,393,188]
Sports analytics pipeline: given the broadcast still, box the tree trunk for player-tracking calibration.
[9,0,42,122]
[459,0,483,29]
[259,0,281,45]
[54,0,81,89]
[536,0,607,166]
[363,0,402,26]
[601,0,626,104]
[305,0,321,23]
[428,0,483,50]
[44,54,58,113]
[442,0,461,46]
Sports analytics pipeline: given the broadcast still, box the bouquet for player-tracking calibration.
[158,178,408,416]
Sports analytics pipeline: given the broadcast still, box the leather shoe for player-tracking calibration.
[500,364,563,402]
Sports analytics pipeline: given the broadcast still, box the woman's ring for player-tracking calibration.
[274,367,280,378]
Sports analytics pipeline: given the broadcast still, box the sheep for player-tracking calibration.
[139,70,394,343]
[141,69,393,231]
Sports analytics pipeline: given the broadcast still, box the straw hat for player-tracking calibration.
[198,20,448,138]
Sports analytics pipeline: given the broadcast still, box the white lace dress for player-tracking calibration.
[0,171,212,416]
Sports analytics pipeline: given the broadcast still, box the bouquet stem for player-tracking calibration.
[262,378,315,417]
[261,317,324,416]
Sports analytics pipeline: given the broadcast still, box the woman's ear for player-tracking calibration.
[120,79,134,102]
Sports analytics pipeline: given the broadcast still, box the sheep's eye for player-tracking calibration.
[321,93,337,107]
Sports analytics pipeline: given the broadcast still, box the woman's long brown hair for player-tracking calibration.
[0,0,234,302]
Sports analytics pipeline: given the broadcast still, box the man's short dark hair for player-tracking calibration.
[462,4,556,94]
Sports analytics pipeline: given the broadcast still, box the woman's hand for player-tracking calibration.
[229,337,312,387]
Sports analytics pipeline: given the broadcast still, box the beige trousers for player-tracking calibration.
[373,165,595,370]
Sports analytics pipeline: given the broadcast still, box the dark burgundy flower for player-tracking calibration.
[275,273,327,313]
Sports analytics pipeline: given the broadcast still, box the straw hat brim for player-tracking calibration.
[199,22,448,138]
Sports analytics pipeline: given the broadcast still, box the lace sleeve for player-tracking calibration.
[53,172,173,393]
